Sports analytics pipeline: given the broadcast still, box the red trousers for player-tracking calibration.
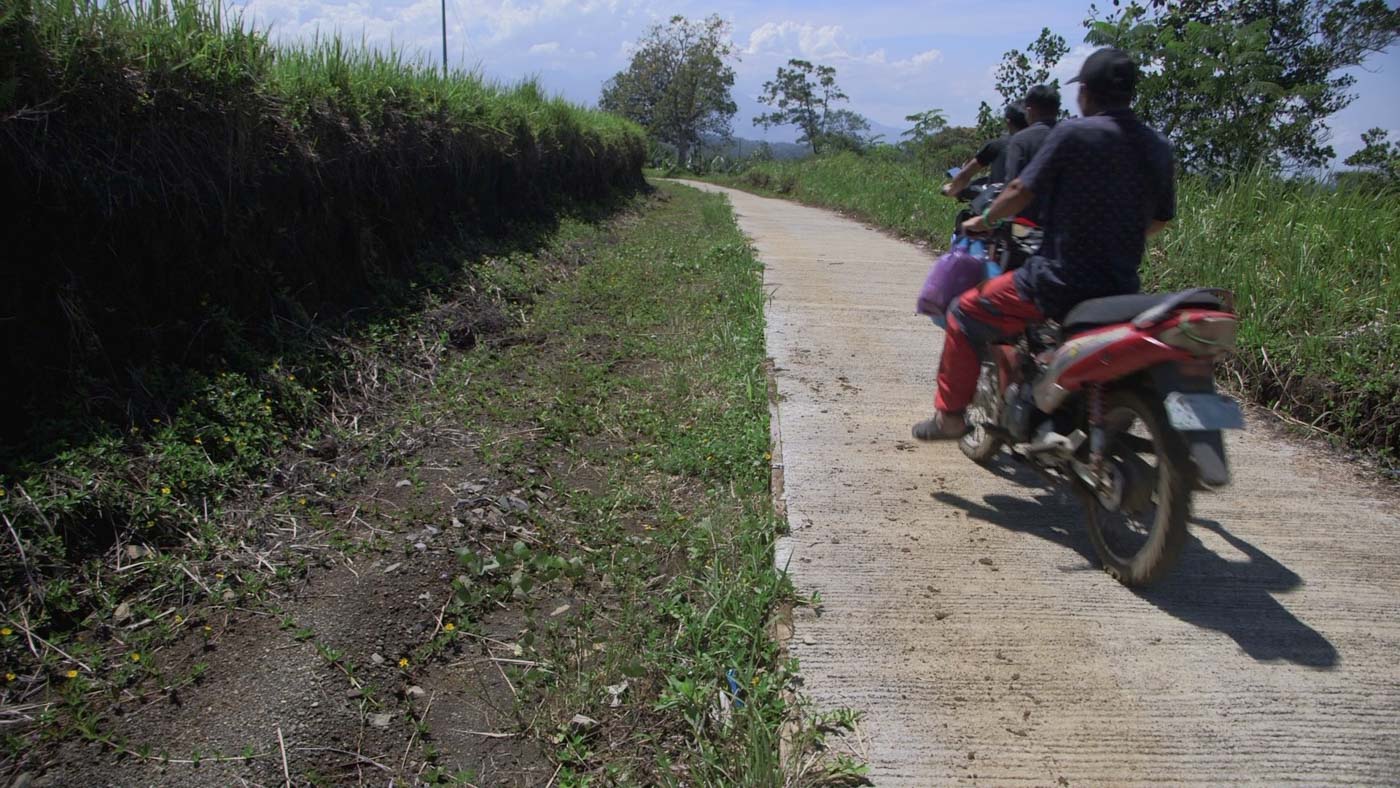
[935,272,1044,413]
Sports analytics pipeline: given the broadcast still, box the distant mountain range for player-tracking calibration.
[696,135,812,161]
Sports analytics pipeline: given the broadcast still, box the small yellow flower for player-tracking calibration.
[443,623,455,632]
[160,486,171,496]
[202,625,213,634]
[764,451,772,461]
[298,498,307,506]
[398,658,409,669]
[4,672,15,682]
[65,669,78,679]
[214,572,225,580]
[130,653,141,663]
[223,436,232,443]
[0,487,6,498]
[329,472,337,479]
[173,615,183,624]
[193,437,202,445]
[287,374,296,381]
[0,627,12,637]
[152,417,161,424]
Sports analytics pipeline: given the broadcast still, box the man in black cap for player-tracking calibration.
[914,47,1176,441]
[942,103,1029,196]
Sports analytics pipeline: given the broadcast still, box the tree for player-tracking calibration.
[993,28,1069,107]
[817,108,874,152]
[600,15,738,168]
[1345,127,1400,182]
[975,28,1069,140]
[1086,0,1400,173]
[755,59,848,154]
[902,109,955,164]
[902,109,949,146]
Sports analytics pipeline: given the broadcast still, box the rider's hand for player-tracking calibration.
[940,182,954,197]
[961,215,990,235]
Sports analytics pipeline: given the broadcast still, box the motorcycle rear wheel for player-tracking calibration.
[960,362,1004,464]
[1080,389,1193,587]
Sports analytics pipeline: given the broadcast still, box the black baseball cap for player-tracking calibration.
[1067,47,1139,94]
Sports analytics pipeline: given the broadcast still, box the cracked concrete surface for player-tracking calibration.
[677,180,1400,785]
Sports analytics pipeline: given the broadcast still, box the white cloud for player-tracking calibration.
[1051,44,1096,85]
[528,41,560,54]
[745,21,850,60]
[894,48,943,70]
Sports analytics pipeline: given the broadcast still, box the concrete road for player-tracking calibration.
[677,181,1400,785]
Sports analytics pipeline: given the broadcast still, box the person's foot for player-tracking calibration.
[912,411,968,442]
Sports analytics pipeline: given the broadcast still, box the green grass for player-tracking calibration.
[0,185,861,783]
[1,0,645,464]
[427,183,861,783]
[709,150,961,243]
[5,0,640,149]
[1151,174,1399,454]
[708,153,1400,460]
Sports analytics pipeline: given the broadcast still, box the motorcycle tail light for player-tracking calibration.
[1158,314,1238,357]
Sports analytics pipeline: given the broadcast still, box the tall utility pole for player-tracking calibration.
[440,0,448,77]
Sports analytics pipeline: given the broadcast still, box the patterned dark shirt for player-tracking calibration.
[1012,108,1175,320]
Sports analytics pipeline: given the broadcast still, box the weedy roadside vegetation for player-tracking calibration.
[1,179,861,782]
[426,184,864,783]
[706,154,1400,464]
[0,0,645,770]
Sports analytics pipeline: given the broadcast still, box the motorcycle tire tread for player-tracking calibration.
[1080,388,1193,587]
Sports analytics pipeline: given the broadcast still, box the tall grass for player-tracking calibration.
[0,0,645,650]
[1156,174,1398,452]
[709,154,1399,458]
[1,0,645,457]
[716,151,960,242]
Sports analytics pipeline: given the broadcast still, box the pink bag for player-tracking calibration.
[916,245,985,323]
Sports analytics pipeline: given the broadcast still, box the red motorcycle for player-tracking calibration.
[961,283,1245,585]
[945,178,1243,585]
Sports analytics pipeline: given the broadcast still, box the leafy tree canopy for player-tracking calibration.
[600,15,738,166]
[817,108,875,152]
[1345,127,1400,183]
[1086,0,1399,173]
[976,28,1069,139]
[755,59,849,154]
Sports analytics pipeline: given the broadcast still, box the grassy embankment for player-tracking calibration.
[1,0,627,753]
[0,0,641,620]
[707,153,1400,461]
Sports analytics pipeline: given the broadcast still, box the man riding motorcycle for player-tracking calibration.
[914,47,1176,441]
[942,103,1028,197]
[1002,84,1060,224]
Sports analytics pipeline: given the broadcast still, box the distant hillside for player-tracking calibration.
[698,135,811,161]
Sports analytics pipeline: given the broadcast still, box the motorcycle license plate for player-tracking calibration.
[1164,392,1245,431]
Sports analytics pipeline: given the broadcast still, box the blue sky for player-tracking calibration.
[234,0,1400,160]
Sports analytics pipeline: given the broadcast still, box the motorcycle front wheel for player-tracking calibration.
[1080,389,1193,587]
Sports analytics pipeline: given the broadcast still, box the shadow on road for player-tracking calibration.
[934,458,1338,669]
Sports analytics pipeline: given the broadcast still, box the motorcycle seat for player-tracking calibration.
[1062,291,1224,336]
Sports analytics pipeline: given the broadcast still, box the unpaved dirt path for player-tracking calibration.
[677,181,1400,785]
